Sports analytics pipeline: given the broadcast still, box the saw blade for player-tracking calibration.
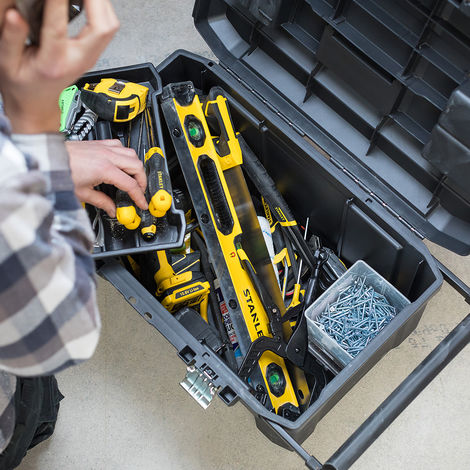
[225,165,285,316]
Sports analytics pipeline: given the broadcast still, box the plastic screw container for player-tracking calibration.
[305,260,411,373]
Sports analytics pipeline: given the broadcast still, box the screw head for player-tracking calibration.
[173,128,181,137]
[201,214,209,224]
[229,299,237,309]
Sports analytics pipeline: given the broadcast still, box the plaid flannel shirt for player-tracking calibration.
[0,113,100,453]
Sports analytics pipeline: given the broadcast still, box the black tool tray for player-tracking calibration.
[96,1,470,469]
[75,64,186,259]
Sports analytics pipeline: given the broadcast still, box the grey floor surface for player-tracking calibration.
[21,1,470,469]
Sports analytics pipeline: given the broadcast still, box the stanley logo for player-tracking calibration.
[157,171,164,189]
[243,288,264,338]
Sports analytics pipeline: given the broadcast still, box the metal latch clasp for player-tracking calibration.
[180,365,218,409]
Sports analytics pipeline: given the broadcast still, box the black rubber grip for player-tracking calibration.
[116,189,133,208]
[238,135,317,271]
[205,87,234,157]
[146,151,169,195]
[199,156,234,235]
[238,135,296,225]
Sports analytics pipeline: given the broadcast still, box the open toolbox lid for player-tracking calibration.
[192,0,470,255]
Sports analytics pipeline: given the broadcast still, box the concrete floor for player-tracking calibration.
[21,1,470,469]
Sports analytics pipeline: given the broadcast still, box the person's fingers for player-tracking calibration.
[78,187,116,218]
[0,9,29,71]
[83,0,119,31]
[98,139,123,148]
[103,145,142,158]
[103,166,148,211]
[39,0,68,62]
[67,139,123,152]
[105,152,147,191]
[74,0,119,63]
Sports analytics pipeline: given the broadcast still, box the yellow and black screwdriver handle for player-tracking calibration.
[81,78,149,123]
[145,147,173,218]
[116,190,141,230]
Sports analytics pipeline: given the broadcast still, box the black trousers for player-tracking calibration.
[0,376,63,470]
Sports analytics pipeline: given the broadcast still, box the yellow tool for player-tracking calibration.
[144,109,173,218]
[81,78,148,123]
[140,210,157,241]
[161,82,307,418]
[116,190,141,230]
[151,250,210,314]
[145,147,173,217]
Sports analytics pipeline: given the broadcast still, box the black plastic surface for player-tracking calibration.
[423,79,470,200]
[76,64,185,259]
[193,0,470,255]
[99,50,443,447]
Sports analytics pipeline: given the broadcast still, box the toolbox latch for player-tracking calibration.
[180,365,218,409]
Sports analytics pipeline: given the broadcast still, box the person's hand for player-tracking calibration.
[0,0,119,134]
[67,139,148,218]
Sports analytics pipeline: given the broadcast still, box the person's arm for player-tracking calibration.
[0,0,120,375]
[0,131,99,376]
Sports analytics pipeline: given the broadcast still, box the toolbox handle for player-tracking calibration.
[265,260,470,470]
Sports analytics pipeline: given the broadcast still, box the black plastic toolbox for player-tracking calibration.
[95,1,470,468]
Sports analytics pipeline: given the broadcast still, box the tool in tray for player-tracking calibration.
[59,78,179,257]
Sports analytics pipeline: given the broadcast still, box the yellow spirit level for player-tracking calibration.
[161,82,305,419]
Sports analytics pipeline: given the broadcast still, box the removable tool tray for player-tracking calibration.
[75,64,186,259]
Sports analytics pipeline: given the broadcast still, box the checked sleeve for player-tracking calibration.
[0,132,100,377]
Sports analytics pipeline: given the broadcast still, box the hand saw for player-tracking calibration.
[160,82,308,418]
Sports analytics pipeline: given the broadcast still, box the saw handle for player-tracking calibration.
[238,134,317,271]
[238,135,296,226]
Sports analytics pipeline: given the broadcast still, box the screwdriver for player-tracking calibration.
[116,114,148,233]
[144,109,172,219]
[116,190,141,230]
[137,112,159,241]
